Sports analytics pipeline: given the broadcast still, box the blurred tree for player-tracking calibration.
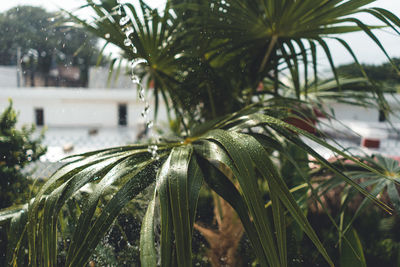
[337,58,400,90]
[0,100,46,209]
[0,6,99,87]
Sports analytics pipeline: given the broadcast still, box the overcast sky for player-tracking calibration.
[1,0,399,66]
[0,0,166,12]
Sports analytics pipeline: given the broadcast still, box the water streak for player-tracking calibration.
[119,16,130,26]
[116,1,159,161]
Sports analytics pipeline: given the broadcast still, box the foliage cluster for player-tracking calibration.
[337,58,400,91]
[0,6,100,86]
[0,100,46,209]
[0,101,46,266]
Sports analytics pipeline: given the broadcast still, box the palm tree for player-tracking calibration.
[2,0,400,266]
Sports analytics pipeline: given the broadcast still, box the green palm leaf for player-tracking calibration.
[140,196,157,267]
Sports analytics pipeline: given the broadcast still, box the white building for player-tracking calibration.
[0,87,168,172]
[88,67,133,89]
[0,87,166,128]
[326,95,400,123]
[0,66,18,87]
[1,87,399,177]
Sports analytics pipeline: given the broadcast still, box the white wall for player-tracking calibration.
[326,103,379,121]
[325,94,400,123]
[0,87,167,128]
[2,87,399,129]
[0,66,18,87]
[89,67,133,89]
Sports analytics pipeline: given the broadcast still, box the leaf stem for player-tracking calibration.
[259,35,278,73]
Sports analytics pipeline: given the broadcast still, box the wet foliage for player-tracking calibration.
[2,0,400,266]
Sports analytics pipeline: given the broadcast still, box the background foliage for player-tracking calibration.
[0,101,46,266]
[337,58,400,91]
[0,100,46,209]
[0,6,100,86]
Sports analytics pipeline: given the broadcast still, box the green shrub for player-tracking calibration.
[0,100,46,208]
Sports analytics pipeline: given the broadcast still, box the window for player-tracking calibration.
[35,108,44,126]
[379,109,386,122]
[118,104,127,126]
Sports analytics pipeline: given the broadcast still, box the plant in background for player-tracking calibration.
[0,6,101,87]
[305,154,400,266]
[337,58,400,90]
[0,100,46,209]
[0,100,46,266]
[194,195,245,266]
[3,0,400,266]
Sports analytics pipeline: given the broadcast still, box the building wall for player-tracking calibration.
[327,103,379,121]
[89,67,133,89]
[0,87,166,128]
[1,87,399,129]
[0,66,18,87]
[326,95,400,123]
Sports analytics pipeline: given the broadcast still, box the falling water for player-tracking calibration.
[116,1,159,161]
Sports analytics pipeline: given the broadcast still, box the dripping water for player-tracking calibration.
[117,1,159,161]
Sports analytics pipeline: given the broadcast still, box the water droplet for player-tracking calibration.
[26,149,33,161]
[131,58,147,69]
[123,27,134,37]
[139,88,145,100]
[166,35,173,43]
[144,102,150,112]
[146,120,154,129]
[117,5,123,16]
[148,145,158,152]
[132,75,140,84]
[124,38,132,46]
[141,105,150,118]
[119,16,130,26]
[174,53,184,59]
[147,144,159,159]
[104,33,110,39]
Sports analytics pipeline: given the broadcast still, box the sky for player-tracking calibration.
[1,0,399,66]
[0,0,166,12]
